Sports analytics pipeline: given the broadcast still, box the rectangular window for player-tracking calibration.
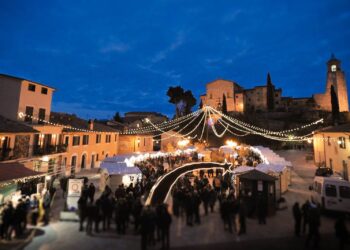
[315,182,322,194]
[28,84,36,92]
[325,184,337,197]
[105,134,111,143]
[82,135,89,145]
[24,106,34,122]
[38,108,46,124]
[71,156,77,167]
[72,136,80,146]
[339,186,350,199]
[41,87,48,94]
[338,137,346,149]
[64,136,69,145]
[96,154,99,161]
[96,134,101,144]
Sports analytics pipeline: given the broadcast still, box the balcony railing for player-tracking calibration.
[32,144,68,156]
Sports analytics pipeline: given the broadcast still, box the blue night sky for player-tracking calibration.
[1,0,350,119]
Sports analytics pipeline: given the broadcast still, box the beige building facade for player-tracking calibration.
[313,123,350,181]
[118,134,154,154]
[0,74,54,122]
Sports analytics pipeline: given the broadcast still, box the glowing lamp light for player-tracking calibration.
[307,138,312,144]
[177,139,190,147]
[337,140,342,145]
[42,156,49,162]
[226,140,237,147]
[45,175,51,181]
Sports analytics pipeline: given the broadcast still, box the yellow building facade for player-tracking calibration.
[313,123,350,181]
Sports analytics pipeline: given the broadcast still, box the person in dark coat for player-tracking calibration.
[115,197,127,234]
[292,202,302,237]
[86,201,96,235]
[305,202,321,249]
[140,206,152,250]
[208,185,217,213]
[257,194,267,225]
[301,200,310,234]
[78,195,88,231]
[192,190,201,224]
[185,191,193,226]
[334,214,349,250]
[159,204,172,250]
[238,199,247,235]
[201,186,210,215]
[31,196,39,226]
[132,197,143,233]
[2,202,14,240]
[87,183,95,203]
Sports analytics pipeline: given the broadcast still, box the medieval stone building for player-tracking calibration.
[200,55,349,113]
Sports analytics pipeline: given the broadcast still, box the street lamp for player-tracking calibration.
[226,140,237,148]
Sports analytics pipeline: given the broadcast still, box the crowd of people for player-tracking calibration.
[77,155,179,250]
[292,200,349,250]
[78,181,172,250]
[0,189,53,241]
[171,171,249,235]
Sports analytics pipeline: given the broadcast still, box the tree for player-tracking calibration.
[199,99,203,109]
[266,72,275,111]
[183,90,197,115]
[167,86,185,117]
[222,94,228,114]
[331,85,340,125]
[113,112,123,123]
[167,86,196,117]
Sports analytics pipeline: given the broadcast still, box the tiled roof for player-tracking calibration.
[50,112,120,133]
[0,115,39,133]
[316,123,350,133]
[0,162,44,182]
[0,73,56,90]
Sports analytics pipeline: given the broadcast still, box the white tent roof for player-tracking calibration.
[253,146,292,166]
[100,162,141,175]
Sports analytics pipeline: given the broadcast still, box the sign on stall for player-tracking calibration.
[66,179,84,211]
[68,179,83,197]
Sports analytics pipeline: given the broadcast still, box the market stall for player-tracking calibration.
[100,161,142,191]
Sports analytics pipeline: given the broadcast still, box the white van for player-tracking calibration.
[310,176,350,213]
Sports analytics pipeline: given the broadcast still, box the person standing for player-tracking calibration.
[43,191,51,226]
[292,202,302,237]
[334,214,349,250]
[301,200,310,234]
[257,194,267,225]
[208,185,217,213]
[159,204,172,250]
[201,186,210,215]
[305,202,321,249]
[88,183,95,203]
[238,199,247,235]
[78,195,88,231]
[2,201,14,240]
[192,190,201,225]
[31,196,39,226]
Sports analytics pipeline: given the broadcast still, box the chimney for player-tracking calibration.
[88,119,94,130]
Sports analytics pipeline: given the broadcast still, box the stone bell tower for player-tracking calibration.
[326,54,349,112]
